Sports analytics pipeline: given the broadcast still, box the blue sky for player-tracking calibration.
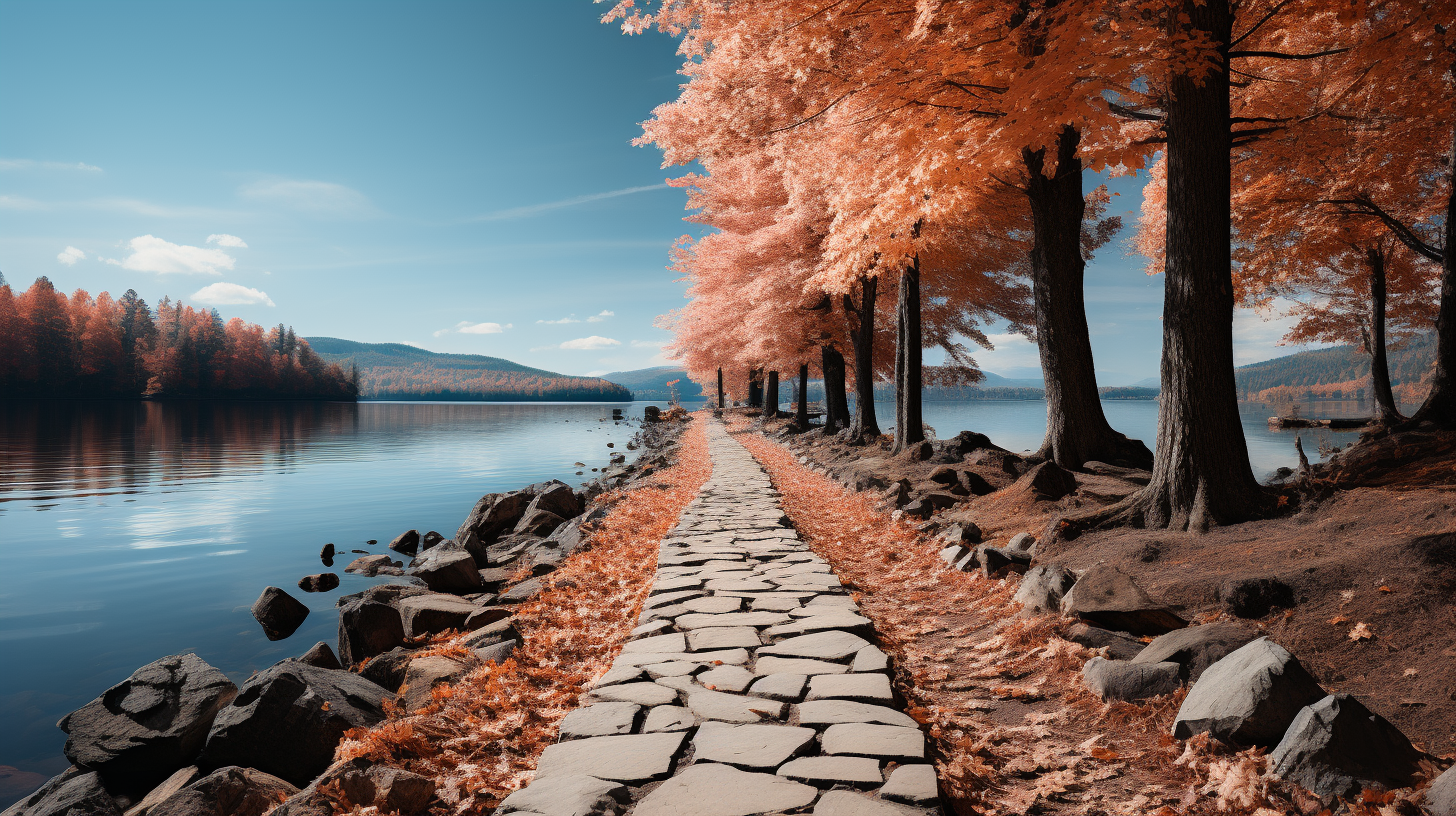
[0,1,1302,382]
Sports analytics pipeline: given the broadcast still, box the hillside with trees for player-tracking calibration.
[1235,335,1436,404]
[306,337,633,401]
[0,275,357,400]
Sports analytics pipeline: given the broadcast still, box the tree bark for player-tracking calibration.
[716,368,725,410]
[845,276,882,442]
[1362,246,1404,426]
[1412,89,1456,428]
[796,364,809,429]
[1025,126,1154,470]
[748,368,764,408]
[821,345,850,434]
[765,370,779,419]
[1106,0,1263,531]
[893,258,924,452]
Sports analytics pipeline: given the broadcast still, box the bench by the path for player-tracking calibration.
[499,422,941,816]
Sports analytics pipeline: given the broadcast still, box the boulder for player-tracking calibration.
[944,430,1001,457]
[146,766,297,816]
[464,606,512,630]
[1014,565,1077,614]
[298,642,342,671]
[1132,622,1259,682]
[1007,532,1037,555]
[941,522,982,545]
[1219,577,1296,619]
[474,638,519,665]
[388,529,421,556]
[359,647,416,693]
[1172,637,1325,747]
[880,481,911,509]
[408,548,484,594]
[969,448,1022,476]
[958,470,996,496]
[528,482,583,520]
[500,577,544,604]
[463,618,519,649]
[543,517,590,557]
[250,587,309,641]
[514,508,567,537]
[1059,565,1187,635]
[335,763,435,815]
[0,768,121,816]
[1066,623,1145,661]
[394,593,480,638]
[1012,461,1078,501]
[344,554,402,577]
[643,405,661,422]
[401,656,470,711]
[980,545,1032,578]
[1270,694,1424,800]
[199,660,390,786]
[337,598,405,666]
[58,653,237,795]
[456,491,534,545]
[902,492,959,519]
[1083,657,1181,702]
[319,543,334,566]
[420,530,445,551]
[1424,764,1456,816]
[295,573,338,593]
[496,773,628,816]
[928,466,961,487]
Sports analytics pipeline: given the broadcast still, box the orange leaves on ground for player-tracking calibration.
[336,418,711,814]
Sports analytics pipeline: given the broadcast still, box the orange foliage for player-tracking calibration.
[335,418,712,813]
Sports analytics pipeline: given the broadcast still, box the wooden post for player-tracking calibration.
[765,370,779,418]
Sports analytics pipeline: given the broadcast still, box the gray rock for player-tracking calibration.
[1014,461,1077,500]
[419,530,445,551]
[978,545,1031,578]
[1270,694,1424,800]
[812,790,931,815]
[632,762,817,816]
[777,756,882,786]
[697,665,755,693]
[528,482,584,521]
[250,587,309,641]
[686,689,786,723]
[147,766,298,816]
[401,655,469,711]
[388,529,421,556]
[199,659,390,786]
[805,673,893,704]
[559,703,641,740]
[1424,764,1456,816]
[462,617,518,649]
[1082,657,1181,702]
[796,701,917,728]
[337,597,405,666]
[295,573,338,593]
[851,646,890,673]
[122,766,200,816]
[692,722,816,769]
[533,732,689,784]
[753,657,849,676]
[880,763,939,806]
[457,491,533,547]
[1013,565,1077,614]
[500,577,544,604]
[1066,623,1145,660]
[408,548,483,594]
[623,633,687,653]
[821,723,924,760]
[358,647,415,692]
[748,673,808,702]
[676,612,793,629]
[1172,637,1325,747]
[759,630,870,661]
[589,682,679,707]
[335,763,434,815]
[1219,577,1296,619]
[58,653,237,795]
[497,774,627,816]
[1132,621,1259,682]
[395,593,481,638]
[344,554,402,576]
[298,642,341,671]
[0,768,121,816]
[474,638,519,665]
[515,508,567,537]
[641,706,695,733]
[689,628,763,651]
[1059,565,1187,635]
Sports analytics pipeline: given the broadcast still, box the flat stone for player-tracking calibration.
[642,604,690,621]
[777,756,883,787]
[698,665,755,693]
[880,763,939,806]
[631,620,675,638]
[813,790,931,815]
[754,657,849,676]
[624,633,688,654]
[688,627,762,651]
[806,595,858,609]
[644,661,701,678]
[749,673,808,702]
[682,596,744,614]
[796,701,918,728]
[852,646,890,673]
[632,762,818,816]
[821,723,925,760]
[655,675,699,693]
[750,596,804,612]
[558,703,640,740]
[704,579,777,592]
[806,673,894,704]
[766,613,873,637]
[533,732,689,784]
[588,682,679,707]
[692,722,816,769]
[497,773,628,816]
[760,631,871,661]
[614,649,751,668]
[645,589,705,609]
[652,576,705,593]
[687,688,788,723]
[642,705,696,733]
[676,612,794,629]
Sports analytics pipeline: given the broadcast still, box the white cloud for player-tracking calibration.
[0,195,46,210]
[239,178,377,218]
[433,321,512,337]
[630,339,663,349]
[587,310,615,323]
[191,282,275,307]
[0,159,102,172]
[110,235,236,276]
[57,246,85,266]
[1233,299,1326,365]
[470,184,668,222]
[537,315,581,325]
[206,234,248,248]
[560,336,621,350]
[973,332,1044,373]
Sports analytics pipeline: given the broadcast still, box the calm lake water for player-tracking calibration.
[0,395,1373,802]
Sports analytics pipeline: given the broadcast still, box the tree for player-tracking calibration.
[18,277,76,391]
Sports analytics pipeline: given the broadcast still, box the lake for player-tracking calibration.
[0,395,1370,803]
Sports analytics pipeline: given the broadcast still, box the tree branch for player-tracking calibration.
[1229,48,1350,60]
[1322,198,1445,263]
[1108,101,1163,121]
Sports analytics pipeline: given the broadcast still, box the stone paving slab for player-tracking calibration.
[511,421,940,814]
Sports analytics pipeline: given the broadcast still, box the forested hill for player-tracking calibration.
[600,366,706,400]
[1234,334,1436,402]
[306,337,633,402]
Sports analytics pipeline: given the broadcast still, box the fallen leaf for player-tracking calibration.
[1403,668,1418,677]
[1378,585,1393,593]
[1329,614,1349,625]
[1090,746,1120,761]
[1348,622,1374,641]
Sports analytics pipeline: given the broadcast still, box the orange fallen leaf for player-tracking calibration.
[1378,586,1393,593]
[1329,615,1349,625]
[1090,746,1120,761]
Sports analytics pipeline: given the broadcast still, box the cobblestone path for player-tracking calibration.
[499,422,942,816]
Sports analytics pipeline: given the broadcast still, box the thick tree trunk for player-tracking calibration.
[1107,0,1262,531]
[765,370,779,419]
[1412,105,1456,428]
[796,364,809,429]
[893,259,924,452]
[1025,127,1154,470]
[821,345,850,434]
[1366,247,1403,426]
[846,276,882,442]
[716,368,725,409]
[748,368,764,408]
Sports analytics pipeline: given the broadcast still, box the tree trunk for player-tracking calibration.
[765,370,779,419]
[845,276,882,442]
[821,345,849,434]
[1105,0,1262,532]
[796,364,809,429]
[1025,126,1154,470]
[716,368,725,410]
[1412,97,1456,428]
[893,259,924,452]
[1365,247,1403,425]
[748,368,763,408]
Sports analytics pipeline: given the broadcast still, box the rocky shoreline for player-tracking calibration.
[3,410,689,816]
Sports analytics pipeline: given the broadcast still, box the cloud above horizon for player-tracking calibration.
[57,246,85,266]
[587,310,614,323]
[105,235,236,275]
[206,233,248,248]
[470,184,667,222]
[537,315,581,325]
[192,282,275,307]
[559,335,621,350]
[434,321,512,337]
[239,178,377,218]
